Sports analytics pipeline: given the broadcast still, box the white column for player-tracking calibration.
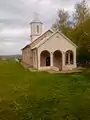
[37,51,40,70]
[50,52,53,68]
[68,52,71,65]
[62,52,65,70]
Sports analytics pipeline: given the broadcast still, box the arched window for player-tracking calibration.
[37,25,39,33]
[65,50,74,65]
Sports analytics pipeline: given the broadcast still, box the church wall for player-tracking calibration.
[32,49,38,69]
[38,33,76,53]
[38,32,77,70]
[22,47,33,67]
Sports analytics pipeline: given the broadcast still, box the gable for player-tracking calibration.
[30,29,53,48]
[22,29,53,50]
[35,32,77,52]
[32,31,77,50]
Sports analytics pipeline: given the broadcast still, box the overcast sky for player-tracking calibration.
[0,0,90,55]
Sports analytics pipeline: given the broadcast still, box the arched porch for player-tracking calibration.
[39,49,76,71]
[65,50,74,65]
[40,50,50,67]
[53,50,62,70]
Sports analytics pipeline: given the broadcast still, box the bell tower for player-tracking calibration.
[30,13,43,42]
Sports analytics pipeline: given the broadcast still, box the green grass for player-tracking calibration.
[0,60,90,119]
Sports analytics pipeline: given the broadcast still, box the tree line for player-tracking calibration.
[53,0,90,66]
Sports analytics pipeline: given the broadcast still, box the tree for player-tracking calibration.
[69,18,90,64]
[74,0,90,24]
[53,0,90,65]
[52,9,70,32]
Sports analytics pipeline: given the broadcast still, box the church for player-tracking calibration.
[21,16,77,71]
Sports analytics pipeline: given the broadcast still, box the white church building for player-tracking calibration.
[22,16,77,71]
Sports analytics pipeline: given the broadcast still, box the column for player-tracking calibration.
[62,52,65,70]
[37,51,40,70]
[68,52,71,65]
[50,52,53,68]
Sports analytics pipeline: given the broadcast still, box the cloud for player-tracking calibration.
[0,0,90,55]
[4,42,14,46]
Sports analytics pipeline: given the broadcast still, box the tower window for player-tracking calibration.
[37,25,39,33]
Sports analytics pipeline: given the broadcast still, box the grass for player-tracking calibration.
[0,60,90,119]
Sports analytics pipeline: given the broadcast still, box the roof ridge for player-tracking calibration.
[31,30,77,49]
[22,29,53,50]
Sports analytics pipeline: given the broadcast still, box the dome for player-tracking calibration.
[30,13,43,24]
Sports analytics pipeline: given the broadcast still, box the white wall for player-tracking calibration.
[33,49,38,69]
[22,47,33,67]
[37,32,77,71]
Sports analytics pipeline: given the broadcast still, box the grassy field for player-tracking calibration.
[0,60,90,119]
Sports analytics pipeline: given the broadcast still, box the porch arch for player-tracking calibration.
[53,50,62,70]
[65,50,74,65]
[40,50,50,67]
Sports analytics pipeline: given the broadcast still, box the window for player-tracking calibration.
[37,25,39,33]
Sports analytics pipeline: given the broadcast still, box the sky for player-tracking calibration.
[0,0,90,55]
